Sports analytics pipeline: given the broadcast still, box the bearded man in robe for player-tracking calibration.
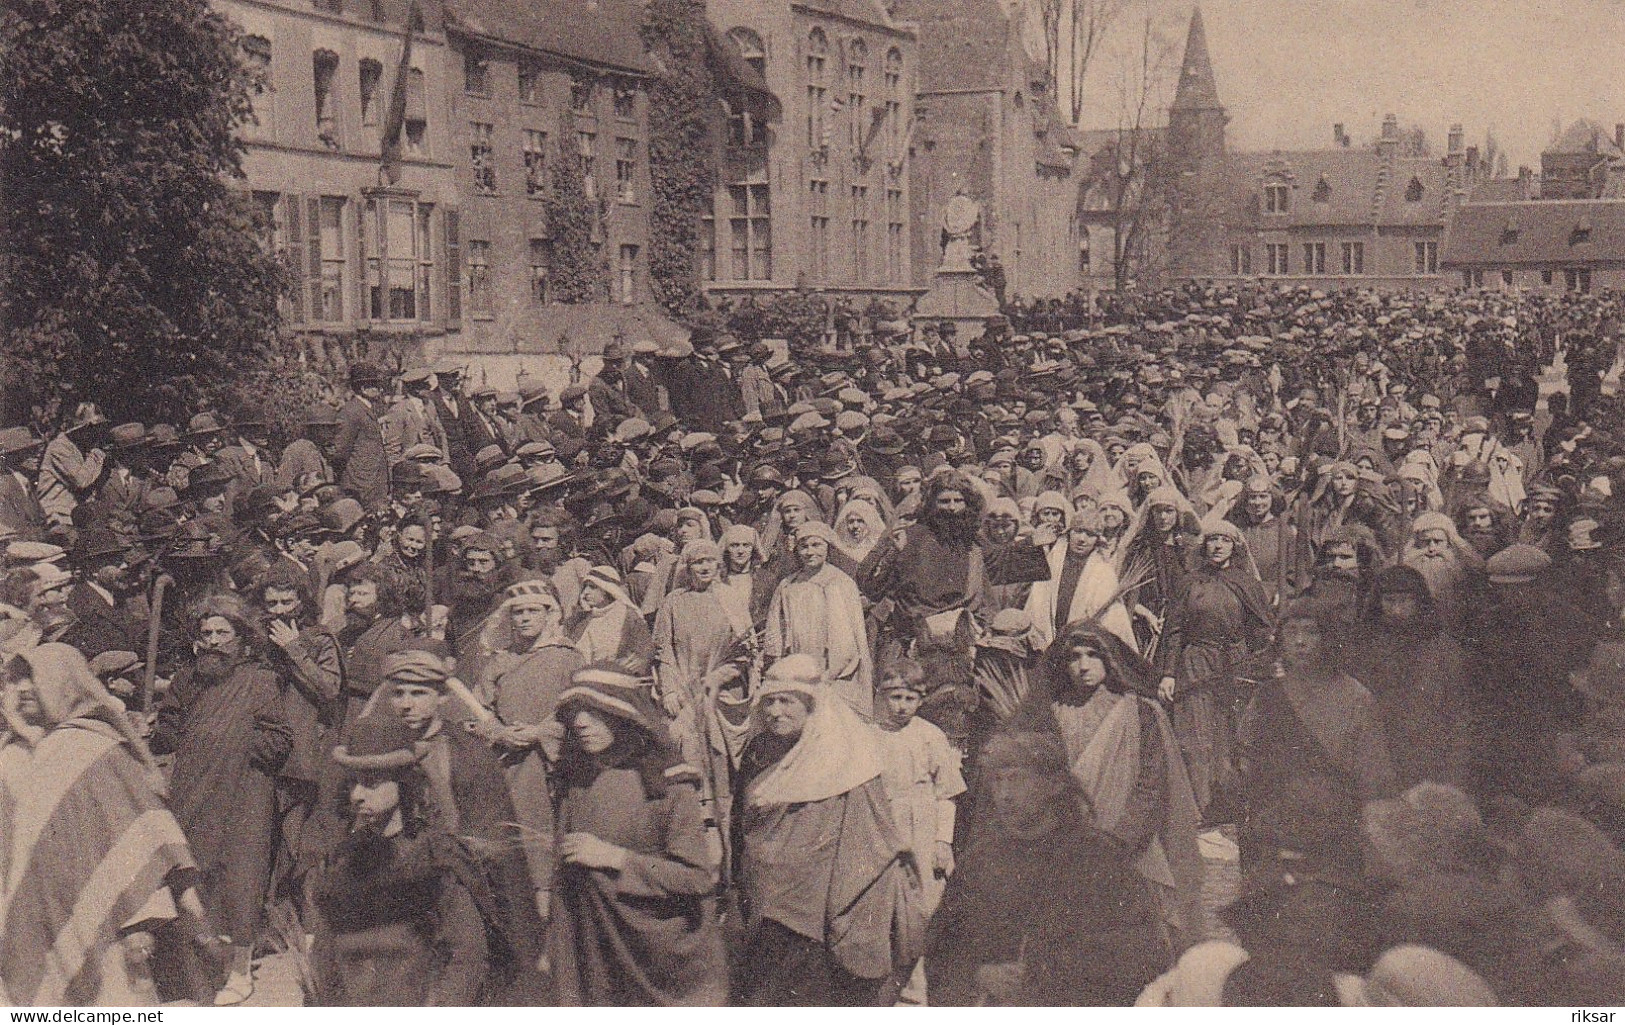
[1401,512,1484,639]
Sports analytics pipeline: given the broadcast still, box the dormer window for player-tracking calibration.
[1312,177,1331,203]
[1500,217,1519,245]
[1405,176,1424,202]
[1572,217,1593,244]
[1264,182,1289,214]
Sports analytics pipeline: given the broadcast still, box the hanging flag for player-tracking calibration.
[378,1,422,187]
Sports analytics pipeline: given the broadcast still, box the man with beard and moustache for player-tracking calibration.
[1226,475,1303,602]
[1454,496,1515,560]
[257,564,344,908]
[1157,520,1275,823]
[149,593,292,998]
[335,564,416,723]
[1401,512,1485,639]
[1465,543,1589,800]
[441,533,509,677]
[868,475,987,731]
[1342,566,1472,790]
[524,507,591,610]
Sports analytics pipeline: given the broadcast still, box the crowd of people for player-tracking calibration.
[4,279,1625,1007]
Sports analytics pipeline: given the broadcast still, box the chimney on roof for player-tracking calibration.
[1615,123,1623,151]
[1517,165,1534,199]
[1376,114,1400,157]
[1448,124,1464,155]
[1333,123,1349,148]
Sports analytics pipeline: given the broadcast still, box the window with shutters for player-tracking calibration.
[1230,245,1252,275]
[463,46,490,96]
[284,196,306,322]
[1263,182,1288,214]
[1341,241,1364,275]
[1413,240,1437,274]
[524,130,547,197]
[362,197,435,322]
[467,239,493,315]
[615,138,637,204]
[613,83,636,120]
[577,129,597,200]
[700,200,716,281]
[570,78,593,114]
[470,122,497,193]
[807,29,828,149]
[359,59,383,127]
[444,210,461,324]
[618,244,639,304]
[519,61,541,105]
[405,68,427,155]
[242,36,272,95]
[313,50,340,149]
[1301,241,1326,275]
[529,239,551,304]
[315,196,347,322]
[1266,242,1289,275]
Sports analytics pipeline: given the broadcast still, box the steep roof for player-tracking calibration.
[1468,177,1534,203]
[1548,119,1625,159]
[796,0,910,34]
[1442,200,1625,267]
[444,0,649,73]
[1170,7,1222,112]
[1205,148,1458,229]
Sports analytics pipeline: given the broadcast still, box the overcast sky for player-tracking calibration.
[1055,0,1625,168]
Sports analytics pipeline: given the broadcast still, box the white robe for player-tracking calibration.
[1024,541,1138,652]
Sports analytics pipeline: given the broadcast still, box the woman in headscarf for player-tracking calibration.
[716,523,773,633]
[830,498,890,583]
[1119,485,1202,649]
[565,565,654,673]
[1024,506,1138,652]
[758,490,825,575]
[1008,622,1205,951]
[638,507,714,617]
[547,664,727,1006]
[1155,518,1274,821]
[731,655,915,1006]
[1305,460,1404,559]
[1067,438,1117,497]
[1,645,209,1006]
[1031,490,1072,534]
[475,576,586,919]
[763,522,874,717]
[652,540,753,867]
[149,593,291,978]
[979,497,1054,614]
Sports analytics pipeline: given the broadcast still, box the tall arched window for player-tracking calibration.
[883,48,903,149]
[726,28,767,147]
[846,38,867,150]
[807,28,828,148]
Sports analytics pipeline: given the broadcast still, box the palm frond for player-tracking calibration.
[973,658,1031,723]
[264,901,317,1002]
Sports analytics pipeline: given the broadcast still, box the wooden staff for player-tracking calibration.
[141,573,172,715]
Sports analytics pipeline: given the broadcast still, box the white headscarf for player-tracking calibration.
[746,654,882,807]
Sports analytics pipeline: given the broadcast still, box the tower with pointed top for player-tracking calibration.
[1165,7,1229,278]
[1168,7,1227,170]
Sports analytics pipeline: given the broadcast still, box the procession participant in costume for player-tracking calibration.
[547,664,728,1006]
[732,654,914,1006]
[762,523,874,717]
[565,564,654,673]
[1025,506,1137,651]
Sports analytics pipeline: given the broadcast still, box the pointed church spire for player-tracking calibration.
[1171,7,1222,112]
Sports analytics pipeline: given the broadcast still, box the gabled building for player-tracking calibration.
[1441,199,1625,293]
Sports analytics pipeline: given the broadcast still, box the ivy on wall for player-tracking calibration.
[641,0,718,320]
[543,142,609,304]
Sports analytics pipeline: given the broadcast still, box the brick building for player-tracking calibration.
[898,0,1087,303]
[702,0,920,302]
[442,0,654,357]
[223,0,461,364]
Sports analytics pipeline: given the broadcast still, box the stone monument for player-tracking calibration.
[912,194,1000,352]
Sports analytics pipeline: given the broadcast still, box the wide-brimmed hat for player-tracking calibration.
[185,412,227,440]
[72,527,130,565]
[0,427,43,457]
[332,712,423,773]
[108,423,147,450]
[348,361,388,388]
[64,403,107,434]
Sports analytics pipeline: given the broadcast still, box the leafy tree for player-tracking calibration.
[0,0,288,425]
[642,0,719,320]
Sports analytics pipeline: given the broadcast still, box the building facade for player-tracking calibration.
[702,0,920,302]
[899,0,1086,302]
[224,0,461,364]
[442,0,654,358]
